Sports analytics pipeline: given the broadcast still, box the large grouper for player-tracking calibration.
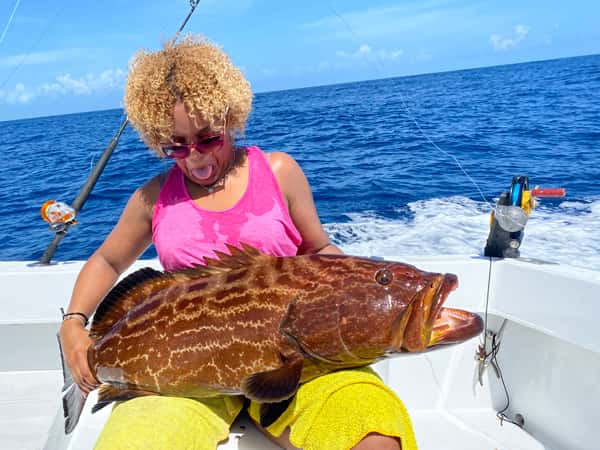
[61,244,483,433]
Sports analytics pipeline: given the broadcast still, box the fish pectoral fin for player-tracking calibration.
[241,353,303,403]
[92,385,156,413]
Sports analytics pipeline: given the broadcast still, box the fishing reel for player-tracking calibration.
[40,200,77,234]
[484,176,565,258]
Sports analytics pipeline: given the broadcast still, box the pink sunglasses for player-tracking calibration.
[160,132,224,159]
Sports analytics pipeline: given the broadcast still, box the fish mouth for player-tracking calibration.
[391,273,481,352]
[429,307,484,347]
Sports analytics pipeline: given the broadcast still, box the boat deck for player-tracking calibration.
[2,369,543,450]
[3,257,599,449]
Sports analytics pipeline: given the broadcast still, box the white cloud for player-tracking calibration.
[0,49,95,68]
[279,43,405,78]
[301,1,472,39]
[336,44,404,62]
[0,69,126,105]
[490,25,530,51]
[416,50,433,62]
[0,82,34,104]
[284,44,404,78]
[261,68,277,77]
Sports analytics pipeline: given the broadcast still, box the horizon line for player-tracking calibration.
[1,52,597,124]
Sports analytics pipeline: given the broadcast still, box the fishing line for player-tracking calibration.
[327,3,493,210]
[482,257,493,341]
[478,262,521,428]
[329,3,524,428]
[0,0,70,91]
[0,0,22,45]
[61,151,102,203]
[58,113,129,210]
[491,326,523,428]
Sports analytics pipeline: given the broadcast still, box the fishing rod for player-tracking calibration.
[38,0,201,265]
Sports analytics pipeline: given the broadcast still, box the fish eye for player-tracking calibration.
[375,268,393,285]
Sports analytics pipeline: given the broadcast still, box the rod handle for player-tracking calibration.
[530,188,566,198]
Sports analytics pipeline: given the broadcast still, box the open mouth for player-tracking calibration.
[391,273,482,352]
[429,307,484,347]
[190,164,216,182]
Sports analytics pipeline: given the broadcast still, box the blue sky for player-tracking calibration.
[0,0,598,121]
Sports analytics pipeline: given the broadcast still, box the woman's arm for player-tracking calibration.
[60,177,159,393]
[268,152,343,255]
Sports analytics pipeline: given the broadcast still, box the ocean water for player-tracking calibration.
[1,54,599,270]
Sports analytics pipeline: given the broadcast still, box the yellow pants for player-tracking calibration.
[94,367,417,450]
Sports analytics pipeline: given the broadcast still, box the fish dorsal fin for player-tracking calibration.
[90,244,267,338]
[177,242,268,278]
[90,267,172,338]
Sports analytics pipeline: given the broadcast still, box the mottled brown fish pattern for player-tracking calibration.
[61,243,483,433]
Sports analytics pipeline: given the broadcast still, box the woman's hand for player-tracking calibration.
[59,319,99,396]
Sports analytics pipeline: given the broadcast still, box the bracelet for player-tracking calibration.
[60,308,89,327]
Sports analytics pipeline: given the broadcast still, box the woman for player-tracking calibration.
[60,35,415,450]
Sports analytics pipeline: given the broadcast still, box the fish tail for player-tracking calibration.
[57,333,86,434]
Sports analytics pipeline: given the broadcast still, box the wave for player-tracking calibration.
[325,196,600,272]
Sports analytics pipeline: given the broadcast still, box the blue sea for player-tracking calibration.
[1,54,599,270]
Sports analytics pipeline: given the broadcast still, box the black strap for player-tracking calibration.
[61,308,89,327]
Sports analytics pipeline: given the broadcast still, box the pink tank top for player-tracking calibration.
[152,146,302,271]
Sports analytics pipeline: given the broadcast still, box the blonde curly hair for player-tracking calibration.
[124,35,252,156]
